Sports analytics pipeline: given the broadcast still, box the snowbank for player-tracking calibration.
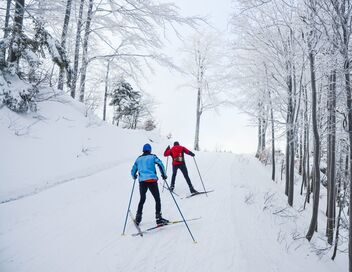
[0,87,166,203]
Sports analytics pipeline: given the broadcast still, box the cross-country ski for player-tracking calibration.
[183,190,215,199]
[131,217,201,236]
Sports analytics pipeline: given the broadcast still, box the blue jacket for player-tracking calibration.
[131,153,166,182]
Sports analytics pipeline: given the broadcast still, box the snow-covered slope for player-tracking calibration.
[0,91,346,271]
[0,89,166,203]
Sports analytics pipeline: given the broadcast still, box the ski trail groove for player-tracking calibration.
[0,158,131,204]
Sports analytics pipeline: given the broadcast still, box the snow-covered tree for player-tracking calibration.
[109,78,141,128]
[230,0,352,263]
[1,0,72,113]
[181,30,226,151]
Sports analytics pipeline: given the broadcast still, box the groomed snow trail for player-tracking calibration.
[0,153,343,272]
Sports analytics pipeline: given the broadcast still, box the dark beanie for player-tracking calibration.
[174,141,179,146]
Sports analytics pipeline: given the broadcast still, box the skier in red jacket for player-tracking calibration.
[164,141,198,194]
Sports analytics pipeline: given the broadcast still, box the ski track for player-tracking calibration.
[0,158,133,204]
[0,153,344,272]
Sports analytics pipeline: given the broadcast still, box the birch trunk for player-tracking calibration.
[70,0,85,99]
[58,0,72,90]
[194,86,201,151]
[79,0,94,102]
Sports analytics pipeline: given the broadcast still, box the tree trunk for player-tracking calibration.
[345,47,352,272]
[261,115,266,152]
[301,87,308,195]
[256,116,262,158]
[4,0,12,38]
[299,124,303,176]
[57,0,72,90]
[194,86,201,151]
[306,37,321,241]
[79,0,94,102]
[326,69,336,245]
[288,125,295,206]
[1,0,12,67]
[287,71,294,205]
[70,0,85,99]
[103,61,111,121]
[8,0,25,64]
[332,148,346,260]
[306,87,311,204]
[285,120,290,196]
[268,89,275,181]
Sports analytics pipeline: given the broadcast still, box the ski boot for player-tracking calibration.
[190,188,199,194]
[169,185,175,192]
[156,213,169,225]
[135,213,142,226]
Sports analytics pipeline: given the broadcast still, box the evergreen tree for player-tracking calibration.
[109,79,141,128]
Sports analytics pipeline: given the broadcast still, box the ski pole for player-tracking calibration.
[193,157,208,197]
[122,178,137,235]
[162,156,169,192]
[162,184,181,197]
[163,178,197,243]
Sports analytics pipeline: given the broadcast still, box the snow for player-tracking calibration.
[0,91,347,271]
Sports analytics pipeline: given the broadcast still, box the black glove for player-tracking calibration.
[167,145,170,149]
[162,174,167,180]
[133,174,138,180]
[189,151,195,157]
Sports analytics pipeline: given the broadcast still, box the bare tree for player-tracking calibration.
[181,31,226,151]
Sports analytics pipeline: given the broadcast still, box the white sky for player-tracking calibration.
[145,0,258,154]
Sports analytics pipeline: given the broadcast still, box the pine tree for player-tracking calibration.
[109,79,141,128]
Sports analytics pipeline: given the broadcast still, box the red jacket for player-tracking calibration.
[164,145,194,165]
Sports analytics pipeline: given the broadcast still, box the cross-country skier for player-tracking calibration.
[131,143,169,226]
[164,141,198,194]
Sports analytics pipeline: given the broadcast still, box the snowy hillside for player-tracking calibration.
[0,89,166,203]
[0,92,346,272]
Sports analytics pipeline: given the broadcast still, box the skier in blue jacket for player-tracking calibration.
[131,143,169,226]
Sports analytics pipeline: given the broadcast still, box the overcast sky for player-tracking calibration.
[145,0,258,153]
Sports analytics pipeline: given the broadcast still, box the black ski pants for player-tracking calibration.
[171,164,194,190]
[137,182,161,216]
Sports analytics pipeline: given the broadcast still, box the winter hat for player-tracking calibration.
[143,143,152,152]
[173,141,179,146]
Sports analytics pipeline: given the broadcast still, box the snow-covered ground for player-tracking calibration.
[0,91,347,271]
